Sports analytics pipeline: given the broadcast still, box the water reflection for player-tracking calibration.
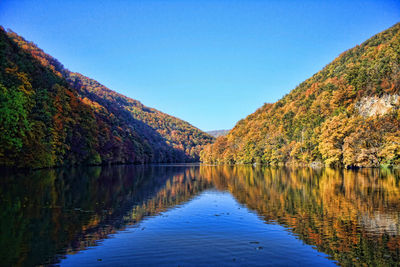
[202,166,400,265]
[0,165,399,266]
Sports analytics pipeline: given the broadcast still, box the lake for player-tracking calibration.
[1,165,399,266]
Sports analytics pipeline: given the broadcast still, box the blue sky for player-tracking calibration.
[0,0,399,131]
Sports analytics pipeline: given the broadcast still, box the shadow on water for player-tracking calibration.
[0,165,399,266]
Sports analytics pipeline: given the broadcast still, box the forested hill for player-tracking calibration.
[206,130,230,138]
[201,23,400,168]
[0,27,213,168]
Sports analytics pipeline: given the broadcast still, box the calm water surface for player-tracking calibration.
[1,165,399,266]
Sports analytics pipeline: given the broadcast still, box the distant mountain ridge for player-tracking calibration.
[206,130,230,138]
[0,27,213,168]
[201,23,400,168]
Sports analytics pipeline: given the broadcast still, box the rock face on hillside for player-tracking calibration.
[201,23,400,168]
[0,27,213,168]
[355,94,399,117]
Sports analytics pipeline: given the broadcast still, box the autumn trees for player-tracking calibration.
[201,23,400,168]
[0,27,213,168]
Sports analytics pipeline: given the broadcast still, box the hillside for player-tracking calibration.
[0,27,213,168]
[206,129,230,138]
[201,23,400,168]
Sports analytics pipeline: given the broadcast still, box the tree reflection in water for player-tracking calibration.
[0,165,399,266]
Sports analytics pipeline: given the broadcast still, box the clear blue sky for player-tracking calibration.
[0,0,399,131]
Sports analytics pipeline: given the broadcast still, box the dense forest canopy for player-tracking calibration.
[0,27,213,168]
[2,22,400,169]
[201,23,400,168]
